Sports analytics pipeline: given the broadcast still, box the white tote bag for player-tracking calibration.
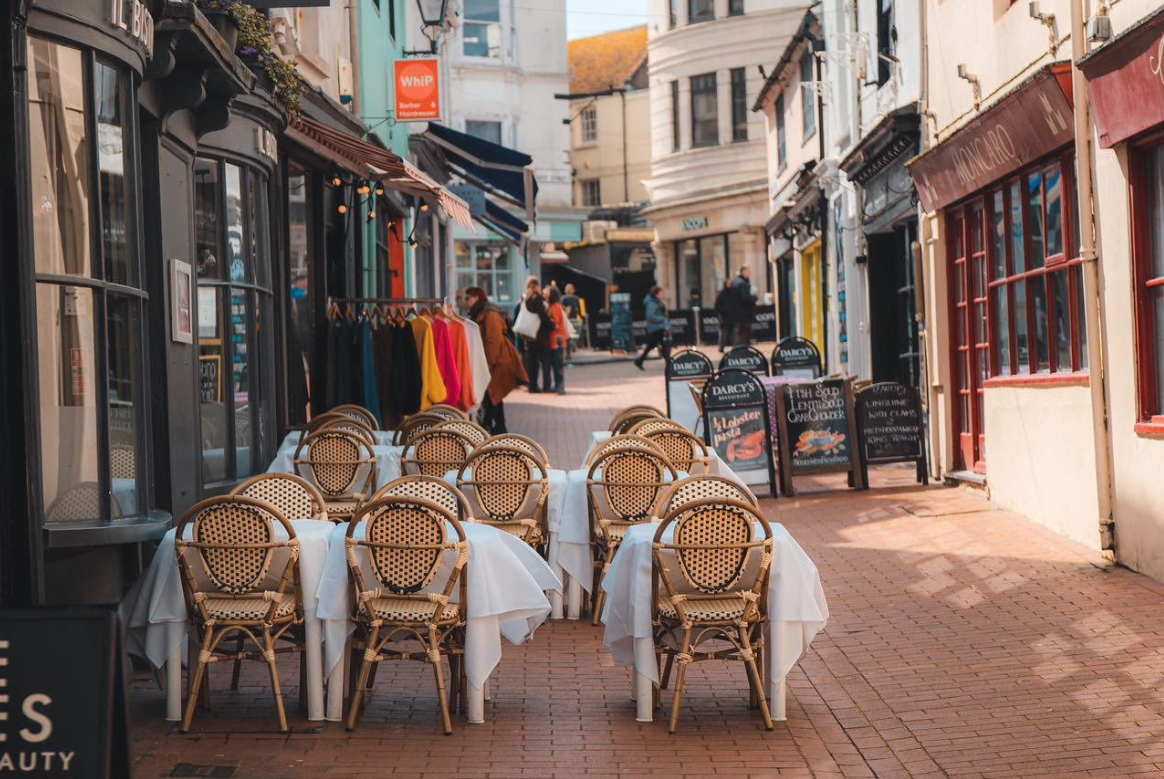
[564,315,578,340]
[513,301,541,339]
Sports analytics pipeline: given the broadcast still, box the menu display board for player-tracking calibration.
[665,350,713,432]
[701,369,777,495]
[774,378,865,495]
[718,345,769,376]
[771,336,822,379]
[856,382,928,484]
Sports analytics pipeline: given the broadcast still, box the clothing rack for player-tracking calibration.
[328,296,445,306]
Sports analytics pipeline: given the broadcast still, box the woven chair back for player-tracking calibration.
[437,419,489,446]
[330,404,379,431]
[315,416,377,446]
[45,481,118,523]
[182,496,294,595]
[611,412,658,435]
[393,413,443,446]
[586,433,664,467]
[460,446,543,521]
[642,428,708,472]
[656,498,771,596]
[405,429,475,478]
[626,418,686,437]
[232,473,328,521]
[370,476,471,520]
[355,498,458,594]
[480,434,550,469]
[110,443,136,480]
[426,404,469,421]
[590,446,675,521]
[661,476,758,516]
[295,430,374,498]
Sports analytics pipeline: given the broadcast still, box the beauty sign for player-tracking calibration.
[394,59,441,122]
[775,378,865,495]
[701,369,777,496]
[665,350,712,433]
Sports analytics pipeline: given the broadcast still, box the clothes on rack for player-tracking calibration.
[429,316,461,411]
[410,314,447,410]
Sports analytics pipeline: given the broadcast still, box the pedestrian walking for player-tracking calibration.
[560,282,580,360]
[731,265,758,345]
[519,276,554,392]
[634,286,672,370]
[714,278,733,352]
[463,287,528,434]
[544,286,568,394]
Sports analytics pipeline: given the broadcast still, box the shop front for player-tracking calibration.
[909,63,1101,548]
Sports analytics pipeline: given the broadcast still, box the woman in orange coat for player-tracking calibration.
[544,285,568,395]
[464,287,528,433]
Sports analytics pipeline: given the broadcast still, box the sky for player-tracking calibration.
[565,0,652,40]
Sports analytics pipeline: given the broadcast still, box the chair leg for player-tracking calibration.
[262,626,289,733]
[668,628,693,734]
[740,626,773,731]
[447,654,459,713]
[366,662,379,690]
[429,626,453,735]
[660,655,674,690]
[181,628,214,732]
[346,625,379,731]
[200,664,212,710]
[591,589,607,627]
[230,634,245,690]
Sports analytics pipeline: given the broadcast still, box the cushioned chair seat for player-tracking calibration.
[203,594,297,622]
[367,596,461,623]
[657,596,751,622]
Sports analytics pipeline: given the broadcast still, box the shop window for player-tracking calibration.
[455,241,513,305]
[730,68,747,142]
[669,0,678,28]
[463,0,501,58]
[28,37,149,524]
[688,0,714,24]
[581,179,601,207]
[1134,144,1164,422]
[984,158,1084,378]
[877,0,895,86]
[670,81,681,152]
[800,54,816,141]
[466,119,502,145]
[776,94,787,173]
[286,169,313,425]
[580,105,597,144]
[195,158,274,486]
[690,73,718,148]
[776,254,797,340]
[677,238,700,307]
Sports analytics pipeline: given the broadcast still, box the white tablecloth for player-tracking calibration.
[600,521,827,721]
[267,444,403,492]
[121,519,336,721]
[316,521,561,697]
[280,430,395,450]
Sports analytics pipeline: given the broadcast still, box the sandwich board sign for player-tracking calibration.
[771,336,822,379]
[856,381,928,485]
[774,377,865,495]
[665,349,713,433]
[701,368,777,496]
[718,345,769,376]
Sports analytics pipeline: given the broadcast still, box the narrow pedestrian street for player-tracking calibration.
[128,361,1164,779]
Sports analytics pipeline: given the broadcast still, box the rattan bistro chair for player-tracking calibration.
[345,497,468,734]
[585,433,666,468]
[659,476,758,516]
[392,413,443,446]
[331,404,380,430]
[174,496,303,732]
[610,407,664,435]
[426,403,470,421]
[293,430,377,521]
[436,419,490,447]
[588,446,677,624]
[457,445,549,550]
[231,473,329,522]
[651,497,774,732]
[401,428,476,478]
[642,428,710,474]
[626,417,687,437]
[479,434,551,470]
[315,416,378,447]
[365,476,473,522]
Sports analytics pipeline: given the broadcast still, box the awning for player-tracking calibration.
[1079,6,1164,148]
[906,63,1074,213]
[422,123,538,223]
[476,200,528,245]
[286,116,474,231]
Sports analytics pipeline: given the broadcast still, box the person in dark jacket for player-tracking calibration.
[522,276,554,392]
[731,265,758,345]
[714,278,734,353]
[634,287,672,370]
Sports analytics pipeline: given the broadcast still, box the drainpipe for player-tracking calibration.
[1070,0,1115,553]
[347,0,361,118]
[917,0,940,482]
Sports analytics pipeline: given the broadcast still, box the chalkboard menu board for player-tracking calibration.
[718,345,769,376]
[771,336,822,379]
[199,354,221,403]
[701,369,777,495]
[774,378,865,495]
[610,293,633,352]
[666,350,712,431]
[0,608,130,779]
[856,382,928,485]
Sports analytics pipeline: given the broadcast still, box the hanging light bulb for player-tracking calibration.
[409,238,418,248]
[375,186,384,196]
[420,203,430,212]
[332,176,343,187]
[338,204,348,214]
[368,211,377,220]
[357,185,371,196]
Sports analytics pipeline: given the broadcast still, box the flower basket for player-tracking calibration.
[200,7,239,51]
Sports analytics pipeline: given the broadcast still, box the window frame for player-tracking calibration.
[728,0,744,16]
[581,179,601,207]
[689,72,718,148]
[730,67,747,143]
[28,37,152,527]
[670,80,681,152]
[454,240,514,306]
[580,104,597,144]
[800,53,816,141]
[462,0,502,59]
[465,119,503,145]
[1130,133,1164,430]
[876,0,896,87]
[776,93,787,173]
[688,0,714,25]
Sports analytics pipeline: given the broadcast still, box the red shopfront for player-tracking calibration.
[909,64,1089,472]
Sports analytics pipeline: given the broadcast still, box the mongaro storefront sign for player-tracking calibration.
[907,65,1074,212]
[1079,6,1164,148]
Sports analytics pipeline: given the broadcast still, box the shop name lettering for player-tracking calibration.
[779,347,814,361]
[109,0,154,58]
[711,409,761,444]
[710,382,754,399]
[787,385,845,423]
[949,124,1016,188]
[681,216,708,231]
[0,639,77,774]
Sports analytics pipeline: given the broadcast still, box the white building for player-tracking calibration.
[644,0,807,322]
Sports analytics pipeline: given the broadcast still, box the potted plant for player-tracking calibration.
[195,0,240,52]
[232,3,304,117]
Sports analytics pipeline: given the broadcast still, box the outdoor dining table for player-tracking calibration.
[600,520,828,722]
[279,430,396,449]
[267,442,404,491]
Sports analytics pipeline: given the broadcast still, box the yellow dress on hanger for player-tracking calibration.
[410,315,448,409]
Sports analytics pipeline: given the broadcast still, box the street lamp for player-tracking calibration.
[415,0,449,55]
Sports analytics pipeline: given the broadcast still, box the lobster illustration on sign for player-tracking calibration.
[726,429,766,462]
[795,429,846,456]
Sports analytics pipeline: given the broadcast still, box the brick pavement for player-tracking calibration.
[129,359,1164,779]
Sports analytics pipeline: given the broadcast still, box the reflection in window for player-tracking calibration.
[466,119,502,145]
[287,171,312,424]
[455,241,513,305]
[688,0,714,24]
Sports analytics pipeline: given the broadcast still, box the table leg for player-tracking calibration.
[566,579,583,620]
[466,682,485,724]
[634,672,653,723]
[303,619,324,721]
[771,676,787,721]
[165,645,182,722]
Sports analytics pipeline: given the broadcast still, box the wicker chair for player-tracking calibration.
[642,428,711,474]
[585,433,666,468]
[231,473,329,521]
[401,428,476,478]
[626,418,688,437]
[609,407,664,435]
[457,445,549,550]
[392,413,444,446]
[479,434,551,470]
[45,481,120,523]
[426,404,469,421]
[587,446,677,624]
[315,416,378,447]
[307,411,351,432]
[174,496,303,732]
[436,419,490,447]
[365,476,473,521]
[659,476,758,516]
[330,404,380,430]
[651,497,774,732]
[345,497,468,733]
[293,430,377,521]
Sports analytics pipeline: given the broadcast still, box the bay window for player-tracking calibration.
[28,37,149,524]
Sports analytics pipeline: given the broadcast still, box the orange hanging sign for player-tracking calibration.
[395,59,441,122]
